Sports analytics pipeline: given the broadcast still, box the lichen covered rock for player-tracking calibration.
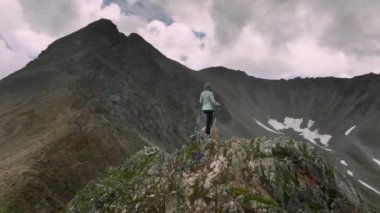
[68,135,364,212]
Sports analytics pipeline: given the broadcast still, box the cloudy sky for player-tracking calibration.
[1,0,380,79]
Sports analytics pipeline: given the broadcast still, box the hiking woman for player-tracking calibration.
[199,82,221,134]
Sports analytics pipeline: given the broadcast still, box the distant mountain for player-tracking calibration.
[0,19,379,212]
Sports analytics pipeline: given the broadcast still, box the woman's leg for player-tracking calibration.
[203,110,213,134]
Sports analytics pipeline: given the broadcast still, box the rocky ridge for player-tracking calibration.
[68,133,364,212]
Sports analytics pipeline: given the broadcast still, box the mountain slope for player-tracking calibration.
[0,19,379,211]
[0,19,202,212]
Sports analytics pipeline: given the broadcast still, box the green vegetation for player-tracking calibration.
[310,202,323,211]
[184,141,200,158]
[140,154,156,169]
[229,186,277,207]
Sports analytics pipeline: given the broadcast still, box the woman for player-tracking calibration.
[199,82,221,134]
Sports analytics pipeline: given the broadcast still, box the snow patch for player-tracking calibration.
[267,119,286,130]
[345,125,356,136]
[267,117,332,146]
[373,158,380,167]
[254,118,282,134]
[340,160,348,166]
[307,120,315,128]
[320,147,333,152]
[347,170,354,176]
[358,179,380,195]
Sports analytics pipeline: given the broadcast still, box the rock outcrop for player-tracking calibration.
[68,134,364,212]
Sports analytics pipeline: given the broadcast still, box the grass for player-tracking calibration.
[140,154,157,169]
[228,186,278,207]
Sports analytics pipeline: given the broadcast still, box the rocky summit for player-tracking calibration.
[68,133,365,212]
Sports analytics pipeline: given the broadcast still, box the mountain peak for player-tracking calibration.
[53,18,122,47]
[30,19,123,65]
[26,19,163,69]
[73,18,122,43]
[128,32,144,40]
[83,18,118,33]
[126,32,149,45]
[90,18,115,26]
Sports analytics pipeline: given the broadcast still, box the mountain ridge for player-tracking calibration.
[68,135,367,212]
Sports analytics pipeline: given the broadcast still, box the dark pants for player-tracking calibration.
[203,110,213,134]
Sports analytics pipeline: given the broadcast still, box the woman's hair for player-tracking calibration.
[204,82,211,90]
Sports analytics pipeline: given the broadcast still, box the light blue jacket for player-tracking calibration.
[199,90,220,110]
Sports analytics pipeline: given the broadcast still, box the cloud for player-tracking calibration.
[180,55,188,62]
[18,0,127,36]
[156,0,380,78]
[0,0,147,79]
[308,0,380,56]
[193,30,206,40]
[136,20,207,65]
[129,0,357,78]
[0,39,30,79]
[1,0,380,80]
[19,0,79,36]
[286,36,349,78]
[104,0,173,25]
[0,1,54,79]
[209,0,253,45]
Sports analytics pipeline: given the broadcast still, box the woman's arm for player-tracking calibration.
[210,92,221,106]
